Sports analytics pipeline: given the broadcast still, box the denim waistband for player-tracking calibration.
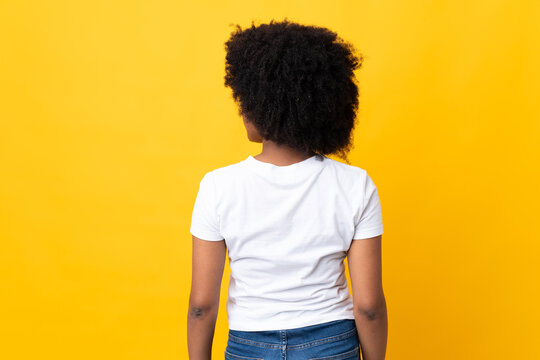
[228,319,357,349]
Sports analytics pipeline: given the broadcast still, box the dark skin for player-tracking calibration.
[241,114,317,164]
[347,236,388,360]
[187,115,387,360]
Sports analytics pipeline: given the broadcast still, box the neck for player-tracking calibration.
[254,140,316,166]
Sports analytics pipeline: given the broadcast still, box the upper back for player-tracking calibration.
[198,154,383,262]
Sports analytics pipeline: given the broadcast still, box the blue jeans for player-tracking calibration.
[225,319,360,360]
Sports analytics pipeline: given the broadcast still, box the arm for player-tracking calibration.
[347,234,387,360]
[187,235,226,360]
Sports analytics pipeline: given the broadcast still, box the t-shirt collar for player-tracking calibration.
[245,154,325,175]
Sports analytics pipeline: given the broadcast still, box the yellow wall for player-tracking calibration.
[1,1,538,359]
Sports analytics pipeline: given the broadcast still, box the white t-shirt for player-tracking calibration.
[190,154,384,331]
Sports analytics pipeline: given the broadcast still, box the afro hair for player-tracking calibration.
[224,18,364,164]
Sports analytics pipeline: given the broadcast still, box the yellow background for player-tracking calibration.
[1,1,539,359]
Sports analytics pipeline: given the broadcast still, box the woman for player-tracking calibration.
[188,19,387,360]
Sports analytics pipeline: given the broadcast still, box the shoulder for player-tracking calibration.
[201,156,249,186]
[324,156,370,185]
[325,156,367,175]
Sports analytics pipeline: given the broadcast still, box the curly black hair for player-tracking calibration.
[224,18,363,164]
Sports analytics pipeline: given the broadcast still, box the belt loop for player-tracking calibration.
[280,329,287,360]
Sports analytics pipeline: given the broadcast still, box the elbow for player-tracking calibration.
[188,304,217,320]
[188,299,219,320]
[354,298,386,321]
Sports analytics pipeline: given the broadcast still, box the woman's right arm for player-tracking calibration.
[347,234,388,360]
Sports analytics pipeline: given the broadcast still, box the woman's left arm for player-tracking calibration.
[187,235,226,360]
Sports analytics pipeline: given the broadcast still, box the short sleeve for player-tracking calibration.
[190,172,224,241]
[353,172,384,240]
